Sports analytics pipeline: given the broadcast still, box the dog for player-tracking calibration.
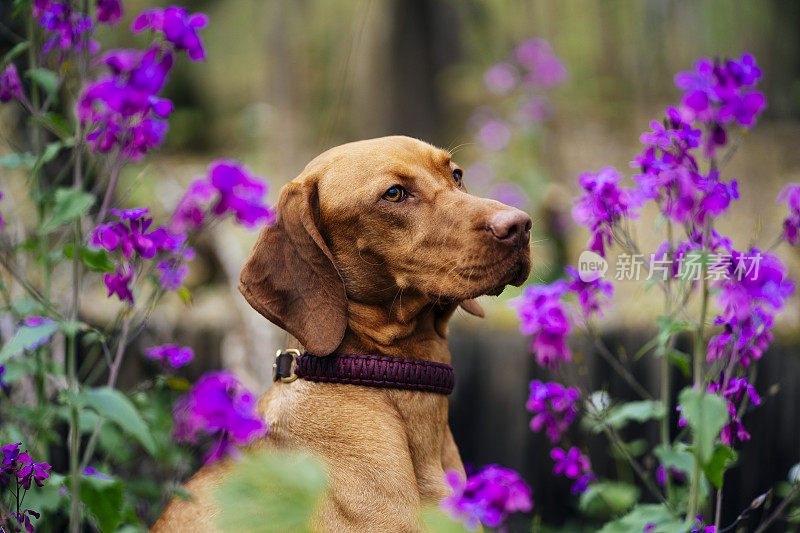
[153,135,532,532]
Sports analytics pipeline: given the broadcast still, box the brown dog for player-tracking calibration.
[153,136,532,532]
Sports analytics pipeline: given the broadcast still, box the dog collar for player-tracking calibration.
[272,349,455,395]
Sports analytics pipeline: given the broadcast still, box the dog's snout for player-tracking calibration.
[487,209,532,244]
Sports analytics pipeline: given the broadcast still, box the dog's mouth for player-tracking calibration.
[428,248,531,301]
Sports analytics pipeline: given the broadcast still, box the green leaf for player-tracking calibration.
[703,444,737,489]
[598,504,689,533]
[579,481,640,518]
[678,388,729,463]
[3,41,30,63]
[0,319,58,364]
[654,444,695,477]
[66,473,124,533]
[0,152,36,170]
[213,450,328,532]
[666,349,691,377]
[656,315,695,347]
[64,244,115,273]
[605,400,665,430]
[41,188,95,233]
[25,68,59,102]
[74,387,156,455]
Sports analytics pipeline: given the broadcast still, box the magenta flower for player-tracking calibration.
[171,160,274,232]
[104,266,134,304]
[572,167,638,257]
[510,281,572,369]
[515,38,567,88]
[565,265,613,319]
[441,465,532,530]
[487,182,529,210]
[477,120,511,151]
[37,1,97,59]
[708,376,761,446]
[777,183,800,245]
[173,371,267,463]
[526,381,580,443]
[0,64,23,103]
[483,62,518,95]
[132,7,208,61]
[95,0,122,24]
[551,446,591,479]
[145,344,194,368]
[157,259,189,290]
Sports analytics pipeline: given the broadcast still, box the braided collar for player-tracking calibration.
[273,349,455,395]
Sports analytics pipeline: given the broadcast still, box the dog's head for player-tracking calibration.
[239,136,532,355]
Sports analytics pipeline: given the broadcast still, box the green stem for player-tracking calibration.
[660,221,674,503]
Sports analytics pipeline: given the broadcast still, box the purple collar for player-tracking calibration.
[273,349,455,395]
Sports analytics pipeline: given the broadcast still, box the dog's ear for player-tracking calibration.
[239,179,347,356]
[459,299,485,318]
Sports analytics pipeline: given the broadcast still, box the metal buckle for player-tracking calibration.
[272,349,300,383]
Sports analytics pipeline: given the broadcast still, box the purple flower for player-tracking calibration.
[484,62,518,95]
[515,38,567,88]
[145,344,194,368]
[572,167,638,257]
[487,182,529,210]
[132,7,208,61]
[656,465,686,486]
[172,160,274,231]
[157,259,189,290]
[519,96,553,122]
[0,365,9,393]
[37,1,97,59]
[0,64,23,103]
[708,376,761,446]
[173,371,268,463]
[565,265,613,319]
[441,465,532,530]
[526,381,580,443]
[95,0,122,24]
[777,183,800,245]
[16,459,52,490]
[83,466,110,479]
[510,282,572,369]
[570,473,596,494]
[477,120,511,151]
[714,249,794,322]
[551,446,592,479]
[104,266,134,304]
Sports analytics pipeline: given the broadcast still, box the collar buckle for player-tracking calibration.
[272,349,300,383]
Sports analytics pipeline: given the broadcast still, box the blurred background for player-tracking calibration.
[2,0,800,530]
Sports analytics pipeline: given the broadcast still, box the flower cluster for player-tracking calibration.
[565,265,614,318]
[1,443,51,532]
[511,282,572,369]
[778,183,800,245]
[675,54,766,154]
[441,465,532,530]
[76,5,207,159]
[526,381,579,443]
[171,160,275,232]
[91,208,190,304]
[551,446,595,494]
[173,371,267,463]
[572,167,638,257]
[34,0,97,60]
[145,343,194,369]
[707,376,762,446]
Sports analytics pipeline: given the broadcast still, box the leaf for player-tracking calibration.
[579,481,640,518]
[598,504,690,533]
[0,152,36,170]
[703,444,737,489]
[66,473,124,533]
[25,68,59,102]
[64,244,115,273]
[213,450,328,533]
[74,387,156,455]
[3,41,30,63]
[666,349,691,377]
[678,388,729,463]
[0,319,58,364]
[41,188,95,233]
[605,400,665,430]
[656,315,695,348]
[654,444,695,477]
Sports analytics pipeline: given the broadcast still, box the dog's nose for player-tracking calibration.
[487,209,532,244]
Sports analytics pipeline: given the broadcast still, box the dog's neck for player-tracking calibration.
[336,295,456,364]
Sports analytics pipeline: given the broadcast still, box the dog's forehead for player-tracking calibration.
[309,136,452,187]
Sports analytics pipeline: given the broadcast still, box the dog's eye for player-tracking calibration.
[382,186,407,202]
[452,169,463,187]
